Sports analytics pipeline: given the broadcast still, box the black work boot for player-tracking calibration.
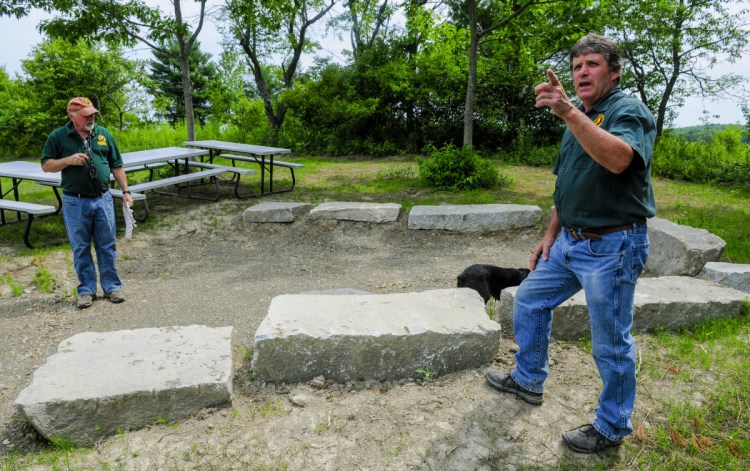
[562,424,622,453]
[485,369,543,405]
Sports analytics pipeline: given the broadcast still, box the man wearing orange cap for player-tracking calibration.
[42,97,133,309]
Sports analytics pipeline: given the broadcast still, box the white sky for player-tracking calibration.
[1,5,747,128]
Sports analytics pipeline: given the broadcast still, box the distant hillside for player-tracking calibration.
[669,124,748,142]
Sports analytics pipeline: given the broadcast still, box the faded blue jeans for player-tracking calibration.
[62,191,122,297]
[510,225,649,442]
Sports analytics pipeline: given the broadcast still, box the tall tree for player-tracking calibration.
[329,0,395,58]
[0,39,138,153]
[38,0,209,140]
[608,0,749,136]
[149,40,217,126]
[225,0,335,145]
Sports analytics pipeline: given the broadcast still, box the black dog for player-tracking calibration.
[457,264,530,303]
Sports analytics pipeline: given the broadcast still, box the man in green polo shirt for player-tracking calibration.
[485,34,656,453]
[42,97,134,309]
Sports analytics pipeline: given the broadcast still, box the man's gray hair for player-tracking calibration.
[570,33,622,83]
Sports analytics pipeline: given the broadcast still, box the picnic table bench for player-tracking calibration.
[182,140,300,196]
[127,167,228,201]
[219,154,302,194]
[0,199,57,248]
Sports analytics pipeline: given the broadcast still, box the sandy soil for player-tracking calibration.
[0,196,685,470]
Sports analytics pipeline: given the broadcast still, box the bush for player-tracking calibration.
[417,144,501,190]
[653,129,750,184]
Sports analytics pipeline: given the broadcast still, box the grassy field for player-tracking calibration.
[1,156,749,469]
[1,156,749,260]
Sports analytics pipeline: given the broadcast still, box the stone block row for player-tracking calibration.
[243,201,543,231]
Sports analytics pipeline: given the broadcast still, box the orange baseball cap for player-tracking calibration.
[67,97,98,116]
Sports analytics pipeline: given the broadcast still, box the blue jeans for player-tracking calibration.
[62,192,122,296]
[511,225,649,441]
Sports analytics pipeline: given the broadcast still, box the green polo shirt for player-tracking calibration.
[552,87,657,229]
[42,121,123,194]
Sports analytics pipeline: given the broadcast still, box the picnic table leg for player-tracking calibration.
[51,187,62,214]
[269,155,274,194]
[22,213,36,249]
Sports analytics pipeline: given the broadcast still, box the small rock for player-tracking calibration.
[505,426,522,441]
[310,376,326,389]
[290,394,310,407]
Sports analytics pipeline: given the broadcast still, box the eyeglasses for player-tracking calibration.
[82,137,97,180]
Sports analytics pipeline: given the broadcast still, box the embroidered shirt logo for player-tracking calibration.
[97,135,107,146]
[594,114,605,126]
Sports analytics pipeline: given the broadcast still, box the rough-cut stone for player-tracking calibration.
[308,202,401,223]
[646,217,726,276]
[252,288,501,384]
[700,262,750,293]
[408,204,541,232]
[243,201,312,223]
[303,288,374,295]
[15,325,233,446]
[495,277,749,340]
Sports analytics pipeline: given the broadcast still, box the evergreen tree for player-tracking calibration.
[148,40,216,126]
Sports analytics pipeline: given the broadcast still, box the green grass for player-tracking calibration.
[630,302,750,469]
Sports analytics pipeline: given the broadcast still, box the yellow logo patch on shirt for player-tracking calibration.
[97,135,107,146]
[594,114,605,126]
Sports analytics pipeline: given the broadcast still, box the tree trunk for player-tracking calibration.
[463,0,478,150]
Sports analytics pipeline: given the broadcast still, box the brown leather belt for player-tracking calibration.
[566,218,647,241]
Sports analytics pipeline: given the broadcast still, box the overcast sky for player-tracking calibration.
[1,7,747,129]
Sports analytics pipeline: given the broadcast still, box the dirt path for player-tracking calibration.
[1,199,668,469]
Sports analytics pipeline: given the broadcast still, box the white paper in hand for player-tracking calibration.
[122,201,136,239]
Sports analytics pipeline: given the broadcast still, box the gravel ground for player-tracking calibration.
[0,196,688,470]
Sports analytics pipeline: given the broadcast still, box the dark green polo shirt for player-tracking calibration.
[42,121,123,195]
[552,87,657,229]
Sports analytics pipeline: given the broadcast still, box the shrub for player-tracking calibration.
[653,129,750,184]
[417,144,500,191]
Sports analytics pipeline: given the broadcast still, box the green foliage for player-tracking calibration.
[148,39,217,126]
[415,365,437,381]
[634,313,750,469]
[499,121,559,166]
[33,267,55,293]
[1,274,23,297]
[608,0,748,135]
[283,62,381,155]
[417,144,502,191]
[0,38,142,157]
[653,128,750,184]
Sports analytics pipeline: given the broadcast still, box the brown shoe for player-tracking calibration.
[76,294,95,309]
[105,291,125,303]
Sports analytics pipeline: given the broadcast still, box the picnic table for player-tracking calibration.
[0,147,246,246]
[182,140,300,196]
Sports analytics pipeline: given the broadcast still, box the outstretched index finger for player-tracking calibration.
[547,69,561,87]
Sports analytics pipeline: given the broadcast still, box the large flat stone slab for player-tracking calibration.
[495,277,749,340]
[700,262,750,293]
[646,217,726,276]
[309,202,401,223]
[408,204,541,232]
[15,325,234,446]
[252,288,501,383]
[243,201,313,223]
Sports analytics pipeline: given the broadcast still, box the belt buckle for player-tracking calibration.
[567,228,583,241]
